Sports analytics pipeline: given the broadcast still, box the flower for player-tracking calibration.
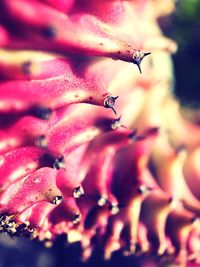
[0,0,200,266]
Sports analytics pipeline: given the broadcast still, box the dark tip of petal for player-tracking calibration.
[35,135,47,148]
[128,129,138,139]
[72,213,81,224]
[131,127,159,141]
[191,216,198,224]
[39,153,55,168]
[109,203,119,215]
[175,145,186,154]
[168,197,174,204]
[22,61,32,75]
[104,96,118,115]
[41,25,56,39]
[53,195,63,205]
[30,106,52,120]
[53,156,65,169]
[137,63,142,74]
[97,195,107,207]
[144,127,160,137]
[137,185,152,195]
[134,135,146,141]
[132,51,151,74]
[111,115,122,130]
[73,186,84,198]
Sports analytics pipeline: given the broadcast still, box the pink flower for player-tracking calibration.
[0,0,200,266]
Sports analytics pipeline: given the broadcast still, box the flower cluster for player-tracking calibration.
[0,0,200,266]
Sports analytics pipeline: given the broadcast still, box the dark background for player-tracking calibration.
[0,1,200,267]
[161,0,200,107]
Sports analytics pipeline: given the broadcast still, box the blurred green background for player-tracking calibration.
[160,0,200,107]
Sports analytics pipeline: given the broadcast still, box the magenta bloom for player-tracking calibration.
[0,1,200,266]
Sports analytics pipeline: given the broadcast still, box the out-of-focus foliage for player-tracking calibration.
[177,0,200,21]
[174,0,200,48]
[161,0,200,106]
